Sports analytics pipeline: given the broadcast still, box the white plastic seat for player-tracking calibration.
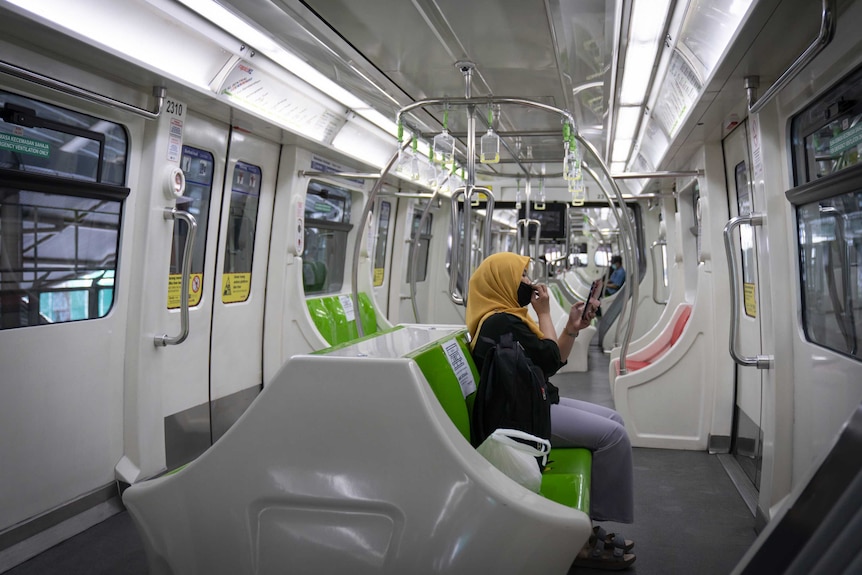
[123,345,590,574]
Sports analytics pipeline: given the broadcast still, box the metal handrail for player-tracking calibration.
[516,219,541,261]
[448,187,468,306]
[352,139,412,337]
[581,160,639,374]
[650,239,669,305]
[748,0,836,114]
[155,208,197,347]
[723,214,773,369]
[0,59,166,119]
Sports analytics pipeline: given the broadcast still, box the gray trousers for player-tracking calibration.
[550,397,634,523]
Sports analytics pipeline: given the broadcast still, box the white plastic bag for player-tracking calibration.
[476,428,551,492]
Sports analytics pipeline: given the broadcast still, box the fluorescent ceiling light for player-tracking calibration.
[619,0,672,106]
[176,0,388,122]
[610,162,626,174]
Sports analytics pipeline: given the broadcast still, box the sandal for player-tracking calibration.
[594,525,635,552]
[573,531,636,571]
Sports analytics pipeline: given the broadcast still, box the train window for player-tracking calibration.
[168,147,214,308]
[0,91,128,330]
[791,64,862,186]
[791,165,862,361]
[302,180,353,294]
[406,207,433,283]
[221,161,261,303]
[0,90,128,185]
[372,200,391,287]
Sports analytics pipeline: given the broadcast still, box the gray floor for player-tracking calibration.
[560,346,757,575]
[7,345,756,575]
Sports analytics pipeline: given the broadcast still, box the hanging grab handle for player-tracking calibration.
[723,214,773,369]
[155,207,197,347]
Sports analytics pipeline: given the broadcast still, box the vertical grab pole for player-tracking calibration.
[460,61,477,303]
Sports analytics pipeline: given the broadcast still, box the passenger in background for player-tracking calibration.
[604,255,626,295]
[467,252,636,571]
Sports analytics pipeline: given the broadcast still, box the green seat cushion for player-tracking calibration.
[540,447,591,513]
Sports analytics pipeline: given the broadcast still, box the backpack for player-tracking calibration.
[471,332,553,450]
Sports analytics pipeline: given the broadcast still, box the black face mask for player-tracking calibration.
[517,282,534,307]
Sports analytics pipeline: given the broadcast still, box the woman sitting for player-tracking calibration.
[466,252,636,571]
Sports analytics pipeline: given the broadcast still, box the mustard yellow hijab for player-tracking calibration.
[466,252,545,348]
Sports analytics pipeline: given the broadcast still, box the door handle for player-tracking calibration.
[155,207,197,347]
[723,213,773,369]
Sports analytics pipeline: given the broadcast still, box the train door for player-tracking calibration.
[157,113,228,471]
[394,198,435,323]
[208,130,278,442]
[723,120,766,491]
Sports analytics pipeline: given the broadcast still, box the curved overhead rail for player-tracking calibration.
[747,0,836,114]
[352,139,411,336]
[0,59,166,119]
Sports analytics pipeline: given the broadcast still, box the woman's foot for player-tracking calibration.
[573,528,636,571]
[594,525,635,552]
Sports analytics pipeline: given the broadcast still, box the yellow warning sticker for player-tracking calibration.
[743,283,757,318]
[222,273,251,303]
[167,273,203,309]
[373,267,385,287]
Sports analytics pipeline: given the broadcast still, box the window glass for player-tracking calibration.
[0,91,127,329]
[791,64,862,185]
[797,188,862,360]
[302,181,353,294]
[1,90,127,185]
[373,200,391,287]
[168,146,214,308]
[222,161,261,303]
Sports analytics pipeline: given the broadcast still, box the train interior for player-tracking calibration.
[1,0,862,573]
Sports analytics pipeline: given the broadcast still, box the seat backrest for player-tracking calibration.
[669,304,692,347]
[408,331,478,442]
[307,293,380,347]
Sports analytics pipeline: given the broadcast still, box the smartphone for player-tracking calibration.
[581,279,603,321]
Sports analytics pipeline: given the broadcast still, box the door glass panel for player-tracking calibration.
[373,200,390,287]
[406,209,432,283]
[735,161,757,317]
[169,146,214,308]
[222,161,261,303]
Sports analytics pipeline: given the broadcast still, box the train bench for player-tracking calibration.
[122,325,591,574]
[408,330,592,512]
